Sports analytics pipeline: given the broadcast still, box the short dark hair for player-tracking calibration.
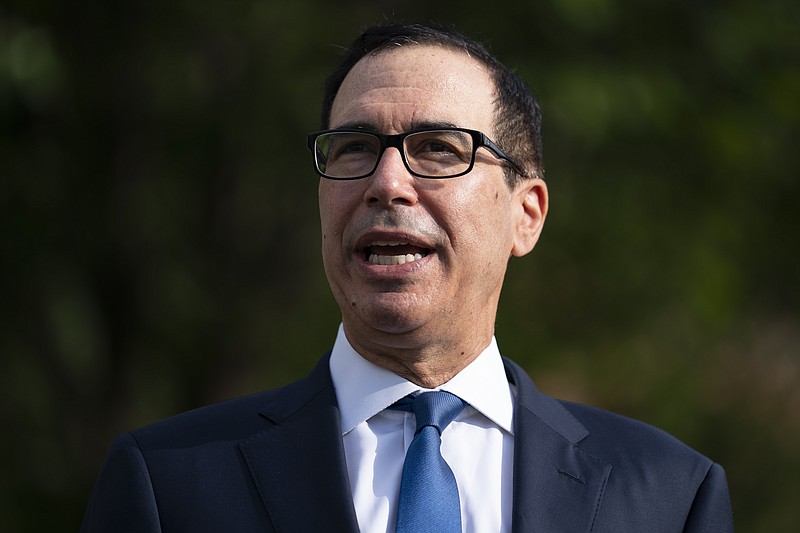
[320,23,544,185]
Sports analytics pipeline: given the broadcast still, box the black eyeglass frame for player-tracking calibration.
[306,127,527,180]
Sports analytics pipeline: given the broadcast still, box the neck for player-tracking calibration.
[342,323,493,388]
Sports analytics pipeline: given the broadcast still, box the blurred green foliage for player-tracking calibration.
[1,0,798,530]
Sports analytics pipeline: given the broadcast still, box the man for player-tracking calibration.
[81,23,734,532]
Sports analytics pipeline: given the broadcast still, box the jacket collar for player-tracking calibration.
[504,358,612,532]
[238,353,360,532]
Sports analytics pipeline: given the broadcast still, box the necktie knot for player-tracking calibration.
[411,391,466,435]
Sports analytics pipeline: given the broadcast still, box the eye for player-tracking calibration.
[407,130,472,162]
[329,134,379,160]
[338,141,369,154]
[419,139,458,154]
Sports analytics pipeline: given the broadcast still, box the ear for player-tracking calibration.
[511,178,548,257]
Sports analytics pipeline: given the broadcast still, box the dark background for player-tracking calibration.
[1,0,798,530]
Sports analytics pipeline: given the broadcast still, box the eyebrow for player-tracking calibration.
[332,120,461,132]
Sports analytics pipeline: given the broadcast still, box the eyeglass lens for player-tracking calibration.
[315,130,475,179]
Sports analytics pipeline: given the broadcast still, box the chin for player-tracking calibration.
[351,299,431,335]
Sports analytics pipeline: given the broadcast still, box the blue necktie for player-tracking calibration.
[393,391,467,533]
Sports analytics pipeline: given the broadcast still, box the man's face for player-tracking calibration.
[319,45,547,355]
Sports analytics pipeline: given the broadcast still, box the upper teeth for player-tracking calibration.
[369,252,424,266]
[368,242,425,266]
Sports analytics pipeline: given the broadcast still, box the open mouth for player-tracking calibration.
[364,241,431,266]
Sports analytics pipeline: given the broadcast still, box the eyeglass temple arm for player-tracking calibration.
[481,136,528,178]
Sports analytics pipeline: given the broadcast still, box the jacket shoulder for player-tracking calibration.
[129,352,335,450]
[560,399,714,475]
[557,401,733,530]
[129,387,282,449]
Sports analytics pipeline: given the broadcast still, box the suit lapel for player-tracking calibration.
[238,355,359,532]
[237,353,611,532]
[505,359,612,533]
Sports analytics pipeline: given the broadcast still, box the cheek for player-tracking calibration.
[446,185,511,242]
[320,180,364,207]
[320,214,344,265]
[318,195,341,261]
[472,193,518,259]
[319,185,354,236]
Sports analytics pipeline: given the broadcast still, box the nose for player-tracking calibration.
[363,147,419,207]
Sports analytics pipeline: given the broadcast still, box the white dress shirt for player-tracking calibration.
[329,324,515,533]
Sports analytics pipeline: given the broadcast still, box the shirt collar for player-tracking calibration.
[329,324,515,436]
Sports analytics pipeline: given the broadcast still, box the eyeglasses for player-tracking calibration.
[306,127,526,180]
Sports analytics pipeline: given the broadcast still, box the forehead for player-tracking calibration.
[329,45,497,134]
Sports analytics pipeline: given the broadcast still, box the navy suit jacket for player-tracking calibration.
[81,354,734,532]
